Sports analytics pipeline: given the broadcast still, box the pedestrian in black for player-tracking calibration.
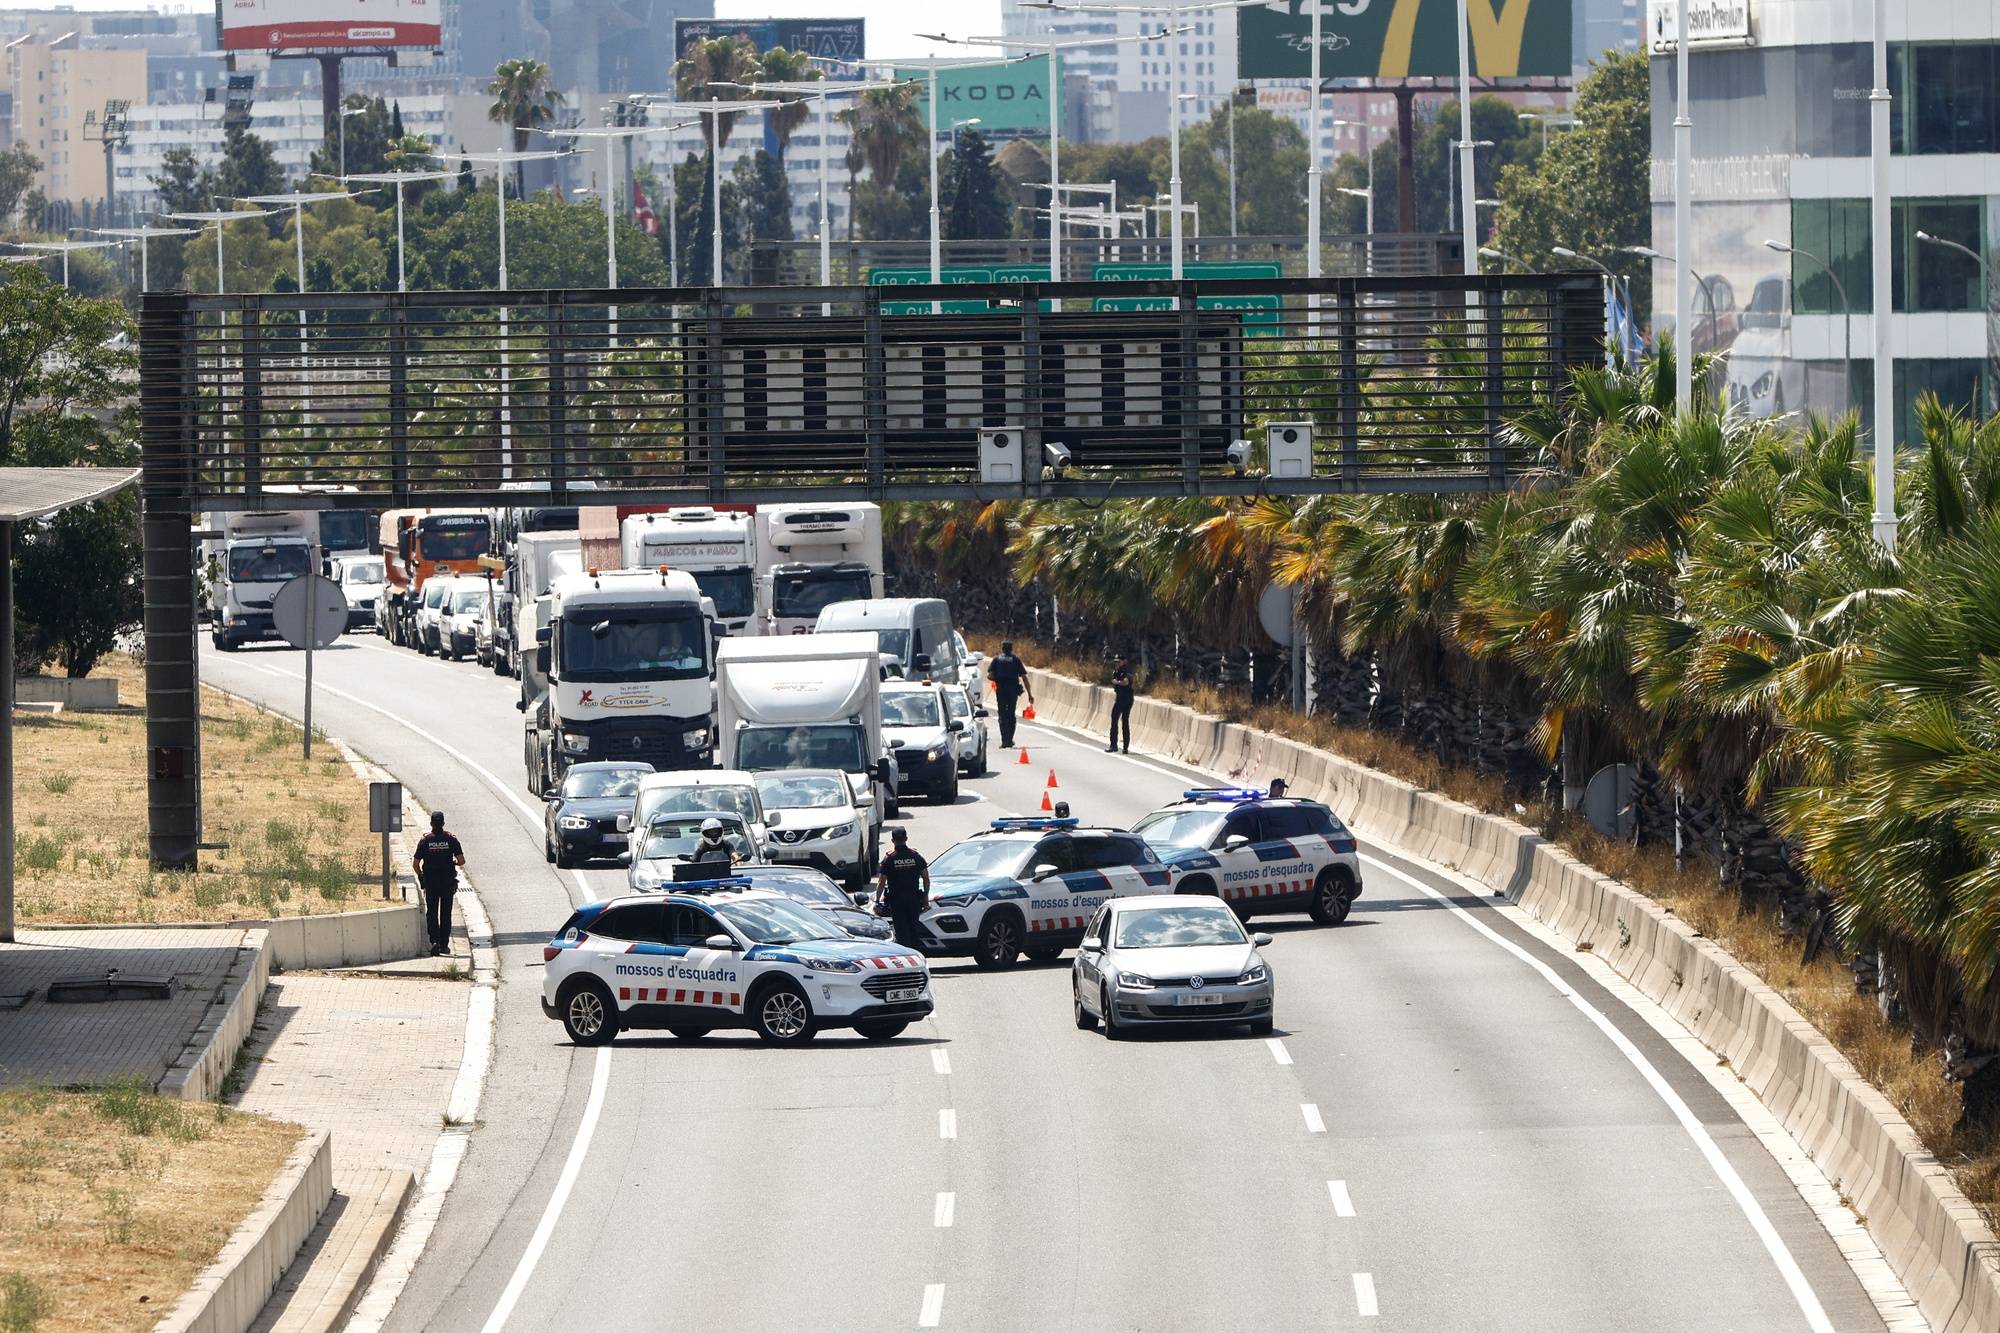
[1107,656,1135,753]
[876,828,932,951]
[412,811,465,957]
[988,640,1033,750]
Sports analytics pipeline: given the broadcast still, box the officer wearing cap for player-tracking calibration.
[876,828,932,950]
[411,811,465,957]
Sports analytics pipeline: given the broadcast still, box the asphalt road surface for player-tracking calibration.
[203,634,1893,1333]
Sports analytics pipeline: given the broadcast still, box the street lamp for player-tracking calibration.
[1915,229,1996,414]
[1765,237,1852,410]
[164,209,280,295]
[87,224,195,291]
[1552,245,1628,369]
[543,121,691,337]
[1479,245,1531,272]
[1446,138,1493,249]
[14,238,122,290]
[238,188,370,417]
[639,98,783,290]
[1625,244,1721,373]
[338,104,368,178]
[1516,111,1575,154]
[337,169,458,292]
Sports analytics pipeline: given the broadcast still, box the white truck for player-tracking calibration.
[714,632,899,860]
[754,502,883,636]
[525,568,717,794]
[207,509,316,651]
[622,507,760,637]
[510,529,583,693]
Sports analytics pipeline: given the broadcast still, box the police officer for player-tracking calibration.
[876,828,931,950]
[688,817,737,866]
[411,811,465,957]
[1107,656,1135,754]
[987,640,1033,750]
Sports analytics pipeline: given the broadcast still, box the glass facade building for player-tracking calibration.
[1648,3,1997,438]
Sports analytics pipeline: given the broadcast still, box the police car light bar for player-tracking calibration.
[1182,787,1265,803]
[988,817,1079,831]
[668,866,755,888]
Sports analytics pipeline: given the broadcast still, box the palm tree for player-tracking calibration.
[755,47,823,166]
[839,84,922,195]
[487,58,564,199]
[673,36,762,149]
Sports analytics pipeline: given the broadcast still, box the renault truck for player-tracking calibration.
[754,502,883,636]
[621,507,759,637]
[207,510,315,651]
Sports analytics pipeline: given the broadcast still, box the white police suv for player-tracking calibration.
[920,817,1174,969]
[1130,787,1363,925]
[542,876,932,1046]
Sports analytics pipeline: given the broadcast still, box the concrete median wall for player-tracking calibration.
[1029,667,2000,1333]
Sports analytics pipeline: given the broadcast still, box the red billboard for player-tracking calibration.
[220,0,441,53]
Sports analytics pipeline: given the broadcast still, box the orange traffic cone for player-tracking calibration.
[1023,703,1037,720]
[1046,770,1060,789]
[1040,790,1054,812]
[1017,747,1031,765]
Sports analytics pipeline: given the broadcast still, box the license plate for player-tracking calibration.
[886,986,924,1003]
[1173,993,1226,1006]
[603,833,626,845]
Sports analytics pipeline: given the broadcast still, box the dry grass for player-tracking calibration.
[12,655,384,925]
[1020,639,2000,1226]
[0,1084,300,1333]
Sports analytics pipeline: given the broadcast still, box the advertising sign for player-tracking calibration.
[1256,85,1314,114]
[1237,0,1572,81]
[220,0,441,52]
[895,54,1058,136]
[672,17,865,65]
[1646,0,1752,51]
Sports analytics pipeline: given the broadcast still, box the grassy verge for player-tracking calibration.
[0,1083,301,1332]
[12,654,387,925]
[1017,639,2000,1225]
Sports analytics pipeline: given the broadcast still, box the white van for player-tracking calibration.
[813,598,961,683]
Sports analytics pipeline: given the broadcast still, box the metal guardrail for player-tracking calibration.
[139,273,1601,510]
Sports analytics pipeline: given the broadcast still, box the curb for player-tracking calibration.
[37,904,428,972]
[153,1127,335,1333]
[160,927,270,1102]
[1027,666,2000,1333]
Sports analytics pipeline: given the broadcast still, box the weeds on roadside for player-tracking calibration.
[0,1273,55,1333]
[93,1077,205,1142]
[38,774,73,796]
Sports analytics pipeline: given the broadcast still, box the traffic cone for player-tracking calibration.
[1017,747,1031,765]
[1040,790,1054,812]
[1046,770,1060,789]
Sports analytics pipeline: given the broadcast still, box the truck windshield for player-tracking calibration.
[771,568,871,618]
[737,725,869,774]
[318,511,372,553]
[690,569,754,621]
[418,518,489,562]
[229,544,308,583]
[560,610,707,681]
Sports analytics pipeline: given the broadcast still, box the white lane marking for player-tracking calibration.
[918,1284,945,1328]
[1359,851,1838,1333]
[1328,1180,1356,1218]
[1265,1037,1292,1066]
[478,1046,611,1333]
[933,1192,956,1228]
[1300,1103,1326,1134]
[931,1048,952,1076]
[1352,1273,1379,1317]
[238,658,595,903]
[938,1108,957,1140]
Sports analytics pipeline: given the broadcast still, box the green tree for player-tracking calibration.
[0,268,134,467]
[756,47,823,165]
[0,143,40,228]
[310,94,396,182]
[14,492,142,678]
[1180,105,1309,238]
[488,58,565,198]
[940,128,1010,242]
[216,126,284,202]
[1493,51,1653,320]
[676,152,742,285]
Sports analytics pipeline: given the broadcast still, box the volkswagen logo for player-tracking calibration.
[1188,975,1204,990]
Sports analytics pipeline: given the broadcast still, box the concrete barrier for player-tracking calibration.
[40,902,429,972]
[1028,666,2000,1333]
[160,929,271,1103]
[15,675,119,709]
[154,1128,334,1333]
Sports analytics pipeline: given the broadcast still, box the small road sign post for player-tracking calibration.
[272,562,345,759]
[369,781,403,899]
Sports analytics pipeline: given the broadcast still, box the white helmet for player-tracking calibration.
[700,817,723,834]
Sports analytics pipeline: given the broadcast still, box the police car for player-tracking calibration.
[1130,788,1362,925]
[542,876,933,1046]
[920,818,1174,969]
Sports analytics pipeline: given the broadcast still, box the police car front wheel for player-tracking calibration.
[560,979,618,1046]
[974,911,1023,969]
[751,980,818,1044]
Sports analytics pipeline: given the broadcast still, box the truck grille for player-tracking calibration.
[584,718,698,770]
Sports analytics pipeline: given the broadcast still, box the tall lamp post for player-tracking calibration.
[165,209,279,294]
[1918,228,1996,415]
[640,98,783,289]
[1672,0,1694,414]
[1764,238,1852,410]
[1626,244,1721,374]
[1336,187,1372,274]
[542,122,691,339]
[337,169,457,292]
[1333,117,1374,267]
[15,238,123,290]
[1868,0,1895,546]
[239,188,370,419]
[338,104,368,177]
[1552,244,1624,370]
[87,224,196,291]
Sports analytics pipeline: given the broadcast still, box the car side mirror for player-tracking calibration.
[535,645,550,674]
[1252,932,1273,946]
[616,813,633,833]
[703,933,740,951]
[1223,834,1250,850]
[542,788,558,801]
[1032,863,1059,881]
[887,737,906,748]
[766,811,782,827]
[1080,936,1102,952]
[851,891,872,907]
[875,759,894,786]
[854,792,875,809]
[974,707,989,718]
[616,851,633,866]
[912,654,932,673]
[535,625,551,645]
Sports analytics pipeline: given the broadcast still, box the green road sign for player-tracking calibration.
[894,54,1058,135]
[1092,262,1284,334]
[1238,0,1572,81]
[870,264,1053,315]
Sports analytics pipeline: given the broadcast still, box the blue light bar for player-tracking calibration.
[1181,787,1265,803]
[988,817,1080,831]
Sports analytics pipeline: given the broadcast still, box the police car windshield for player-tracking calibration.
[929,838,1034,880]
[229,544,309,583]
[754,774,849,809]
[561,767,648,799]
[1114,904,1247,949]
[715,897,844,944]
[559,609,707,682]
[639,784,759,826]
[882,693,941,728]
[737,726,869,775]
[1132,808,1227,849]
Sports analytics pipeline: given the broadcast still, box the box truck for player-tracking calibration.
[621,507,759,637]
[754,502,883,636]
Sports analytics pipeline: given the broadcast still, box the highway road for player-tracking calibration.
[204,634,1897,1332]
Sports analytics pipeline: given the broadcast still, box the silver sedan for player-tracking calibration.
[1072,895,1275,1038]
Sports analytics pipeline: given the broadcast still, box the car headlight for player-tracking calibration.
[1236,963,1269,985]
[560,731,590,755]
[1117,971,1155,990]
[803,957,862,973]
[822,823,855,840]
[926,743,948,762]
[682,726,709,748]
[558,815,592,830]
[934,894,972,909]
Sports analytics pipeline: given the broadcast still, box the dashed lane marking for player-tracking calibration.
[1353,1273,1378,1317]
[918,1284,945,1328]
[1300,1103,1326,1134]
[938,1108,958,1140]
[1265,1037,1292,1065]
[1328,1180,1356,1218]
[934,1192,956,1227]
[931,1048,951,1076]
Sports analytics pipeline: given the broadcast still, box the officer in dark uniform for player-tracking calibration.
[1107,656,1135,753]
[987,640,1033,750]
[876,827,932,950]
[411,811,466,957]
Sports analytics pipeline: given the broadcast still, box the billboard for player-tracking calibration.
[219,0,440,52]
[671,17,866,66]
[1237,0,1572,81]
[894,54,1057,136]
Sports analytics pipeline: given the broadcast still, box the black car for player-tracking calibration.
[731,864,894,942]
[543,762,654,868]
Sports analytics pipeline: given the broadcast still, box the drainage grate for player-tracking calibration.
[46,971,177,1003]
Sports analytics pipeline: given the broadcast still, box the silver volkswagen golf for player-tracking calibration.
[1072,895,1275,1038]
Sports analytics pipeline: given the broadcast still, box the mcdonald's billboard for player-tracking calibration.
[1237,0,1572,81]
